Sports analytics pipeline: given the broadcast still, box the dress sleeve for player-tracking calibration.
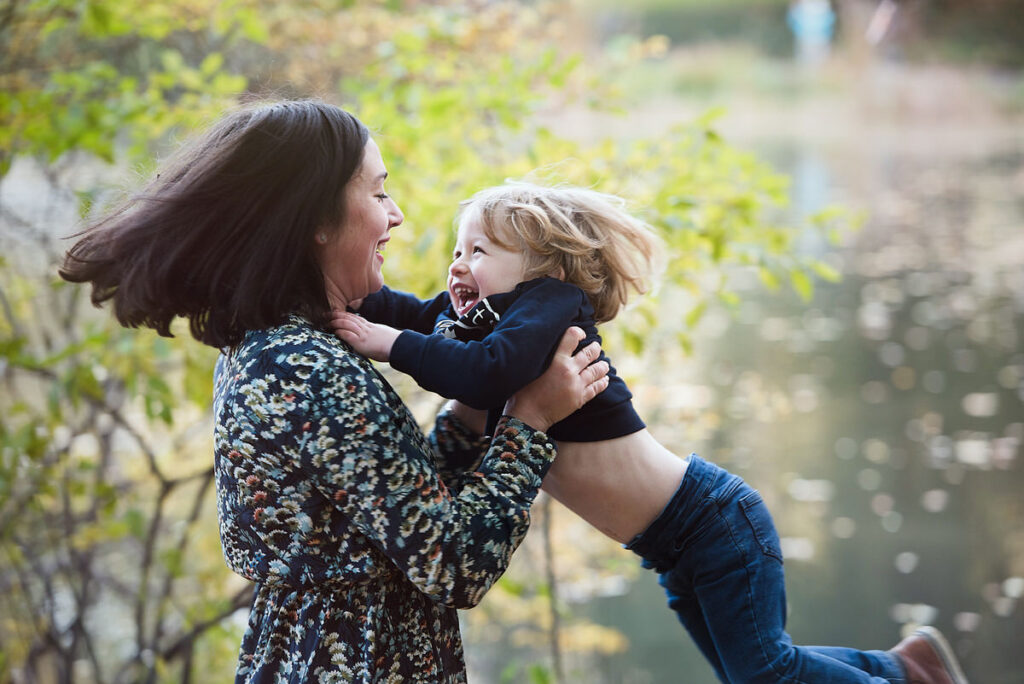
[427,403,491,492]
[300,347,555,609]
[389,279,586,409]
[356,286,452,334]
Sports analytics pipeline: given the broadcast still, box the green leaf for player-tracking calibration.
[790,268,814,301]
[161,548,185,577]
[810,260,842,283]
[718,290,740,308]
[496,576,526,597]
[527,665,553,684]
[83,1,114,34]
[675,331,693,356]
[160,50,185,73]
[199,53,224,76]
[236,10,270,43]
[685,301,706,329]
[123,509,148,539]
[758,267,780,290]
[622,327,645,355]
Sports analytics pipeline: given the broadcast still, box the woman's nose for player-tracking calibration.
[388,199,404,228]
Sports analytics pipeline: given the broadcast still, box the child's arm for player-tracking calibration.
[389,279,590,409]
[352,286,451,334]
[331,312,401,362]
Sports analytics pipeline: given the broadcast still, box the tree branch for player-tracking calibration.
[8,362,169,487]
[541,496,564,684]
[151,470,215,654]
[134,485,169,661]
[160,584,253,662]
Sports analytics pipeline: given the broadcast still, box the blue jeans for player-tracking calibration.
[626,456,907,683]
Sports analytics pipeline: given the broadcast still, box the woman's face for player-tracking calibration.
[317,138,403,309]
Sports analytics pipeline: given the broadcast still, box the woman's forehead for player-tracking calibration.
[355,138,387,182]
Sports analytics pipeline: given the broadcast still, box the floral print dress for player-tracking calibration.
[214,316,556,682]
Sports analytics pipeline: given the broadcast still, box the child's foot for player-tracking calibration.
[889,626,969,684]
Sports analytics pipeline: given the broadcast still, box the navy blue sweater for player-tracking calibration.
[357,278,644,442]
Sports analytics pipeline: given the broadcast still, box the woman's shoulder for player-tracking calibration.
[231,315,368,386]
[216,317,409,442]
[234,314,325,355]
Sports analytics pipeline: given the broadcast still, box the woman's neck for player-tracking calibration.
[322,280,351,313]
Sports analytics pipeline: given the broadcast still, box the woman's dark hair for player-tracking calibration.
[59,100,370,348]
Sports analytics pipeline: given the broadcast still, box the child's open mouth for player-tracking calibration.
[451,285,479,317]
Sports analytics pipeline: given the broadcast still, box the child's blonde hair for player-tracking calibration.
[457,182,663,323]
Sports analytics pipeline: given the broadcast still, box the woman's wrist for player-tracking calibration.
[501,397,552,434]
[447,400,487,435]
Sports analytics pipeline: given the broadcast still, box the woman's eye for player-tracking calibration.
[375,193,389,201]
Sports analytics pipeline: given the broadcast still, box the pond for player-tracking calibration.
[465,113,1024,682]
[590,128,1024,682]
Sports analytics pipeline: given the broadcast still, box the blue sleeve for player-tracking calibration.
[356,286,452,334]
[388,280,586,410]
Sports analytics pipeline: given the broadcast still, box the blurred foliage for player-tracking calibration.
[0,0,255,175]
[0,259,239,682]
[583,0,1024,68]
[584,0,794,57]
[912,0,1024,67]
[0,0,846,681]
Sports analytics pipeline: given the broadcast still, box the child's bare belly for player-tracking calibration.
[542,429,689,544]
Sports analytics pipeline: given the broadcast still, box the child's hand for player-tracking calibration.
[330,312,400,362]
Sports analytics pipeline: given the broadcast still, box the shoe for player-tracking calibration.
[889,626,969,684]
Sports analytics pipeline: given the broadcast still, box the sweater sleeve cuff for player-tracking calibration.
[480,415,557,486]
[431,404,492,473]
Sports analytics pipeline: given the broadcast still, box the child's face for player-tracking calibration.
[448,214,529,317]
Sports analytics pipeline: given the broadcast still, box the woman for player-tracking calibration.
[59,100,609,683]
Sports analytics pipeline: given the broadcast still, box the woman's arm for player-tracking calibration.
[427,401,491,491]
[447,400,488,434]
[303,327,606,608]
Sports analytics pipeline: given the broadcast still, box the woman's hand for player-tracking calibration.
[331,311,401,362]
[502,327,609,433]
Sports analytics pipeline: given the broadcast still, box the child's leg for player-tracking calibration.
[642,559,727,679]
[627,456,906,683]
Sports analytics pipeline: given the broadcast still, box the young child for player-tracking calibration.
[331,182,969,684]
